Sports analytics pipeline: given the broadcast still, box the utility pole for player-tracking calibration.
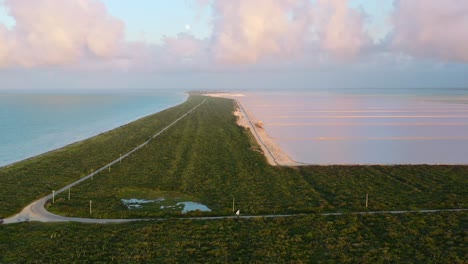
[68,188,71,201]
[90,200,92,215]
[232,198,235,213]
[365,193,369,208]
[52,190,55,204]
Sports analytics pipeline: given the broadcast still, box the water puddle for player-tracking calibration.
[121,198,211,213]
[178,202,211,213]
[121,198,165,209]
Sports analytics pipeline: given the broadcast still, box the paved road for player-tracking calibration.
[235,99,279,165]
[2,97,467,224]
[4,200,467,224]
[3,99,207,225]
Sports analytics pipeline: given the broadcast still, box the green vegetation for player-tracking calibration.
[0,95,204,218]
[1,95,467,219]
[298,165,467,211]
[1,212,466,263]
[42,96,466,218]
[0,95,467,262]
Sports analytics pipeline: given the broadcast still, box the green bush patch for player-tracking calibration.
[4,95,466,219]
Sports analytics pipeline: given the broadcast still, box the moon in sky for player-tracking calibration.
[185,24,191,31]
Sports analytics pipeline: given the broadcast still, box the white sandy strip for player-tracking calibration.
[204,93,303,166]
[204,93,246,98]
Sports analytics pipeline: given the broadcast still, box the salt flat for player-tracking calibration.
[237,90,468,165]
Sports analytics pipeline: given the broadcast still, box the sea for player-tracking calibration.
[240,88,468,164]
[2,88,468,166]
[0,90,187,167]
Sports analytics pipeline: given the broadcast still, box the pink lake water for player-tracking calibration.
[239,90,468,164]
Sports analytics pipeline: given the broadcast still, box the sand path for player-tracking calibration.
[2,95,466,225]
[205,93,303,166]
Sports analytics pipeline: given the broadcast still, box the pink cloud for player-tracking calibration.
[162,33,208,66]
[0,0,374,69]
[0,25,12,66]
[203,0,371,64]
[0,0,124,67]
[312,0,371,58]
[210,0,309,64]
[1,0,467,71]
[391,0,468,62]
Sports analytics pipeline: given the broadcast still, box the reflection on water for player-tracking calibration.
[241,91,468,164]
[178,202,211,214]
[121,198,211,213]
[0,92,186,167]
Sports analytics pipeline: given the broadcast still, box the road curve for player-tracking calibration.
[2,97,467,225]
[3,99,207,225]
[4,201,467,224]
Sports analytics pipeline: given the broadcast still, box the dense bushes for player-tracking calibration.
[44,96,467,218]
[0,212,466,263]
[0,96,205,218]
[1,95,466,262]
[1,95,466,220]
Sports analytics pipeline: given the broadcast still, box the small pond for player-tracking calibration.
[121,198,211,213]
[178,202,211,213]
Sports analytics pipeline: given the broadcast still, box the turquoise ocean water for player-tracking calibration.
[2,88,468,166]
[0,90,186,167]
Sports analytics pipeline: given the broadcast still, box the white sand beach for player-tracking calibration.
[207,91,468,165]
[205,93,303,166]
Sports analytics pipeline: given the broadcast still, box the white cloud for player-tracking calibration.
[161,33,209,67]
[312,0,371,58]
[391,0,468,62]
[1,0,466,71]
[201,0,372,64]
[210,0,309,63]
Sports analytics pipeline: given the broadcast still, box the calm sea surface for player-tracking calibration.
[240,89,468,164]
[3,88,468,166]
[0,91,186,167]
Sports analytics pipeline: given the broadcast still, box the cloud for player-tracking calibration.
[0,24,12,65]
[391,0,468,62]
[203,0,371,64]
[0,0,375,69]
[162,33,209,66]
[312,0,371,58]
[0,0,124,67]
[1,0,467,72]
[209,0,308,64]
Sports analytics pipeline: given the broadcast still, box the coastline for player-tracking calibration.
[205,93,304,166]
[0,92,187,168]
[208,91,468,166]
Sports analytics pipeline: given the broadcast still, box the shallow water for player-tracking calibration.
[0,91,186,167]
[240,90,468,164]
[121,198,166,209]
[121,198,211,213]
[178,202,211,213]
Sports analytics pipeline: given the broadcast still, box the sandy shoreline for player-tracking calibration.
[207,92,468,165]
[205,93,304,166]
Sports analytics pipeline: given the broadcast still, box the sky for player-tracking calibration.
[0,0,467,91]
